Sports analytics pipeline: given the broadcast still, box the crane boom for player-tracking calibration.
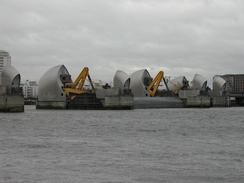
[74,67,89,90]
[64,67,94,95]
[147,71,164,97]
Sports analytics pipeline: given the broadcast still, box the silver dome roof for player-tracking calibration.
[1,65,20,87]
[113,70,130,90]
[38,65,71,101]
[129,69,152,97]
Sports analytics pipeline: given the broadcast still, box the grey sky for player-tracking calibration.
[1,0,244,82]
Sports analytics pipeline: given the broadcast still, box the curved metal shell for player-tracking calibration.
[2,65,20,87]
[38,65,71,101]
[191,74,207,90]
[168,76,188,94]
[113,70,130,90]
[129,69,152,97]
[213,76,226,96]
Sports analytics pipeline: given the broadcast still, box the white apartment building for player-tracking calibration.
[0,50,11,72]
[0,50,11,85]
[21,80,38,99]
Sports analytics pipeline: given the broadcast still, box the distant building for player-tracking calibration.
[21,80,39,99]
[0,50,11,85]
[219,74,244,95]
[214,74,244,106]
[0,50,11,71]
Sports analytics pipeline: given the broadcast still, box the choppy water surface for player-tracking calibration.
[0,106,244,183]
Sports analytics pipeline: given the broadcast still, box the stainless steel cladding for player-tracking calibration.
[113,70,130,90]
[168,76,188,94]
[191,74,207,90]
[0,51,24,112]
[1,66,21,95]
[38,65,71,102]
[213,76,226,96]
[129,69,152,97]
[1,66,20,87]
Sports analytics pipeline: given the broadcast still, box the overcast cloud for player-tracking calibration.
[0,0,244,82]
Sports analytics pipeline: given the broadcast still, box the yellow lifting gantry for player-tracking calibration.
[147,70,169,97]
[63,67,95,96]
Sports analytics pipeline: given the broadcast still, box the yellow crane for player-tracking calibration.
[147,70,169,97]
[63,67,95,97]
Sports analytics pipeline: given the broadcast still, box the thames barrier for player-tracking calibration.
[1,50,244,112]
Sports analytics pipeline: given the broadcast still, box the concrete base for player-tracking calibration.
[134,97,184,109]
[104,96,133,109]
[36,101,66,109]
[96,88,133,109]
[185,96,211,107]
[37,94,133,110]
[0,86,7,95]
[179,90,200,99]
[212,96,230,107]
[67,93,103,109]
[0,95,24,112]
[96,88,120,99]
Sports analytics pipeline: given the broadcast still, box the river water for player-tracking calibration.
[0,106,244,183]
